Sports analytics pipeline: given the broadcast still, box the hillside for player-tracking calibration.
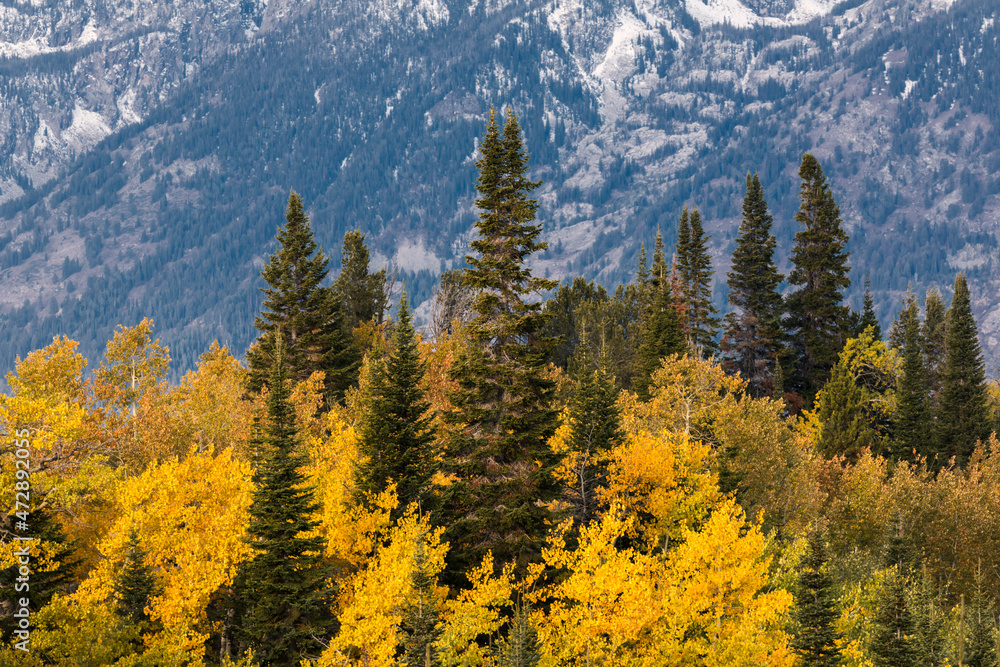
[0,0,997,372]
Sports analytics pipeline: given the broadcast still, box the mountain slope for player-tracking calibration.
[0,0,998,374]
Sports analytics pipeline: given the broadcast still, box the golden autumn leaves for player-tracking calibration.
[0,320,803,666]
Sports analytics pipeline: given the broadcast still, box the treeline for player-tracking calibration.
[1,107,1000,666]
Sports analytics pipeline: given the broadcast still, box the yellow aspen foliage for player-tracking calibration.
[653,499,794,666]
[94,318,170,418]
[626,354,745,439]
[712,395,825,536]
[320,507,446,666]
[597,430,720,552]
[534,507,664,666]
[72,446,253,659]
[0,336,122,573]
[11,594,141,666]
[434,555,515,667]
[134,341,256,466]
[823,450,893,555]
[302,413,396,572]
[1,336,101,475]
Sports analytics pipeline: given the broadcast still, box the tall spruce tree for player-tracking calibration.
[114,527,158,625]
[791,529,842,667]
[722,173,785,397]
[634,275,685,400]
[355,292,435,517]
[247,191,358,402]
[684,208,719,354]
[674,208,691,304]
[922,288,948,402]
[441,105,560,584]
[849,277,882,340]
[784,154,851,406]
[871,572,920,667]
[815,359,876,460]
[565,362,624,526]
[936,273,990,465]
[234,341,331,665]
[892,293,931,461]
[333,230,389,329]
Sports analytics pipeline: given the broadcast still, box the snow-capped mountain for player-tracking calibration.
[0,0,997,373]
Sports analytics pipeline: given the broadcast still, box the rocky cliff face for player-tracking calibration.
[0,0,997,373]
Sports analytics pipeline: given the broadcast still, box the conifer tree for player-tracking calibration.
[684,208,719,354]
[674,208,691,302]
[114,526,158,624]
[815,359,876,460]
[235,340,331,665]
[0,506,78,643]
[441,105,559,584]
[247,191,358,402]
[850,277,881,340]
[634,278,685,400]
[870,572,919,667]
[355,292,435,516]
[893,293,931,461]
[400,538,441,667]
[791,529,842,667]
[784,154,851,405]
[722,173,785,397]
[334,230,389,329]
[911,563,946,666]
[936,273,990,465]
[922,288,948,400]
[497,601,541,667]
[565,362,624,526]
[635,242,649,288]
[650,230,669,294]
[966,572,998,667]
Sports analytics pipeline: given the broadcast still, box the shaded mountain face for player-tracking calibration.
[0,0,997,373]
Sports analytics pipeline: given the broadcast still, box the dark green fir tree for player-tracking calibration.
[815,359,876,460]
[247,191,358,403]
[892,292,931,461]
[791,529,842,667]
[400,538,441,667]
[935,273,990,465]
[355,291,435,517]
[870,572,919,667]
[849,277,881,340]
[965,569,998,667]
[674,210,691,306]
[634,276,685,400]
[784,154,851,406]
[334,229,389,330]
[234,340,331,665]
[565,359,625,526]
[684,208,719,355]
[922,288,948,401]
[0,505,78,643]
[911,563,946,667]
[440,105,559,585]
[114,526,158,624]
[497,601,541,667]
[722,173,785,397]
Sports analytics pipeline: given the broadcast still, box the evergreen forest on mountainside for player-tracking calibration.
[2,107,1000,666]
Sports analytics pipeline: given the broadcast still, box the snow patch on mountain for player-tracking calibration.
[62,105,111,154]
[685,0,759,28]
[686,0,839,27]
[593,12,647,122]
[785,0,839,24]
